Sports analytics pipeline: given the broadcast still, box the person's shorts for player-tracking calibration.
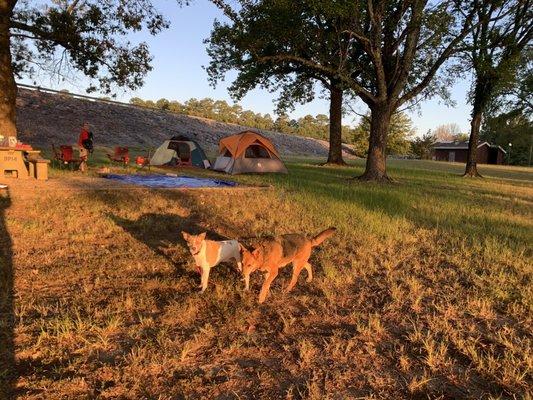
[79,147,88,161]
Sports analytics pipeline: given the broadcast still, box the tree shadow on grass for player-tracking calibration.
[108,211,231,282]
[0,189,15,399]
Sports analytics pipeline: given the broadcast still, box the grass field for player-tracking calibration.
[0,155,532,399]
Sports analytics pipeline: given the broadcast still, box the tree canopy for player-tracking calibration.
[207,0,476,180]
[411,130,437,159]
[206,0,367,164]
[482,109,532,165]
[0,0,169,137]
[457,0,532,176]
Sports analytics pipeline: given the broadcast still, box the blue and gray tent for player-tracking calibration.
[150,135,211,169]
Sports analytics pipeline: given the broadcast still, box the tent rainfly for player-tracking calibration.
[150,135,211,169]
[213,131,288,174]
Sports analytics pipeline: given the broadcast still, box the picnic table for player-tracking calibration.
[0,146,50,180]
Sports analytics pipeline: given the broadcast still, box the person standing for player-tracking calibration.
[78,122,93,172]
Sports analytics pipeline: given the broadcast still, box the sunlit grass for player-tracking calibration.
[1,155,532,398]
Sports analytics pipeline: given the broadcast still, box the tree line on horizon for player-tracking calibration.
[129,96,417,156]
[129,95,532,164]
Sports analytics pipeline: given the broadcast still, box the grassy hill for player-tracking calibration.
[15,88,355,158]
[1,158,531,399]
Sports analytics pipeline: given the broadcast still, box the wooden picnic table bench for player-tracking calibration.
[0,147,50,180]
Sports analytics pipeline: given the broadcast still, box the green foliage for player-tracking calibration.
[207,0,477,178]
[488,50,533,116]
[460,0,532,111]
[206,0,359,110]
[411,131,437,160]
[128,96,360,143]
[482,109,532,165]
[354,112,416,156]
[8,0,169,93]
[457,0,532,173]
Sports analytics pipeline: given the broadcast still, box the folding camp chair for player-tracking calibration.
[107,146,130,167]
[52,145,80,170]
[135,148,152,171]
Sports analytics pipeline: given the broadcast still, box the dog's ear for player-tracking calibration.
[239,243,249,254]
[181,231,189,240]
[251,248,263,263]
[198,232,207,241]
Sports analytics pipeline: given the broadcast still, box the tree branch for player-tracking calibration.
[254,53,377,104]
[398,7,475,106]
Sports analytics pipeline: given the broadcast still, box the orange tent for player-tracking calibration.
[218,131,281,159]
[214,131,288,174]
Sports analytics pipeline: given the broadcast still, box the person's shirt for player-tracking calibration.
[78,129,90,148]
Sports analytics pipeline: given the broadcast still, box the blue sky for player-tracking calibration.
[21,0,474,136]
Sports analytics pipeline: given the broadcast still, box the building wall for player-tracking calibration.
[433,144,505,164]
[434,149,468,162]
[497,150,505,164]
[477,145,489,163]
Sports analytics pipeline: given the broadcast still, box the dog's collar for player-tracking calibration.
[191,241,206,257]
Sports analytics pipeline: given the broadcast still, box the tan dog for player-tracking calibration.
[240,227,336,303]
[182,231,242,292]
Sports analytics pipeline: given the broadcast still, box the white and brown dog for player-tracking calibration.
[182,231,242,292]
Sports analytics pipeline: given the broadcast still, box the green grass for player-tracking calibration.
[1,154,532,399]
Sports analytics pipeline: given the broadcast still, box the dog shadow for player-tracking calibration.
[108,212,238,282]
[109,213,229,277]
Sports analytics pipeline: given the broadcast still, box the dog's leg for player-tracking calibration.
[244,271,250,291]
[304,262,313,283]
[258,269,278,303]
[285,260,306,293]
[237,261,243,273]
[198,267,204,288]
[200,266,211,292]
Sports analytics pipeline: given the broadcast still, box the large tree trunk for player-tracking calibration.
[358,102,392,181]
[325,85,346,165]
[464,109,482,177]
[464,77,492,178]
[0,4,16,139]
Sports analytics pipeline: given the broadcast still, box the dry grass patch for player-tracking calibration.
[0,159,531,399]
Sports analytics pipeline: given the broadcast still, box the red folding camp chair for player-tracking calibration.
[107,146,130,167]
[52,145,80,170]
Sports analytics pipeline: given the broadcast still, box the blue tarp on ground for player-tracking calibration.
[103,174,237,188]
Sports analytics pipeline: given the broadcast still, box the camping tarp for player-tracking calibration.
[103,174,236,188]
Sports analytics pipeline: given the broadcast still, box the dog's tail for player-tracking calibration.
[311,227,336,247]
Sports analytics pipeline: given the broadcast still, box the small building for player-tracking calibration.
[432,141,506,164]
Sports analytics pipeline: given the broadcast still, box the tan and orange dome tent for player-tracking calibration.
[213,131,288,174]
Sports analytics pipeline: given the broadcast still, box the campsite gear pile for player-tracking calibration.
[44,129,288,181]
[150,135,211,169]
[213,131,288,174]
